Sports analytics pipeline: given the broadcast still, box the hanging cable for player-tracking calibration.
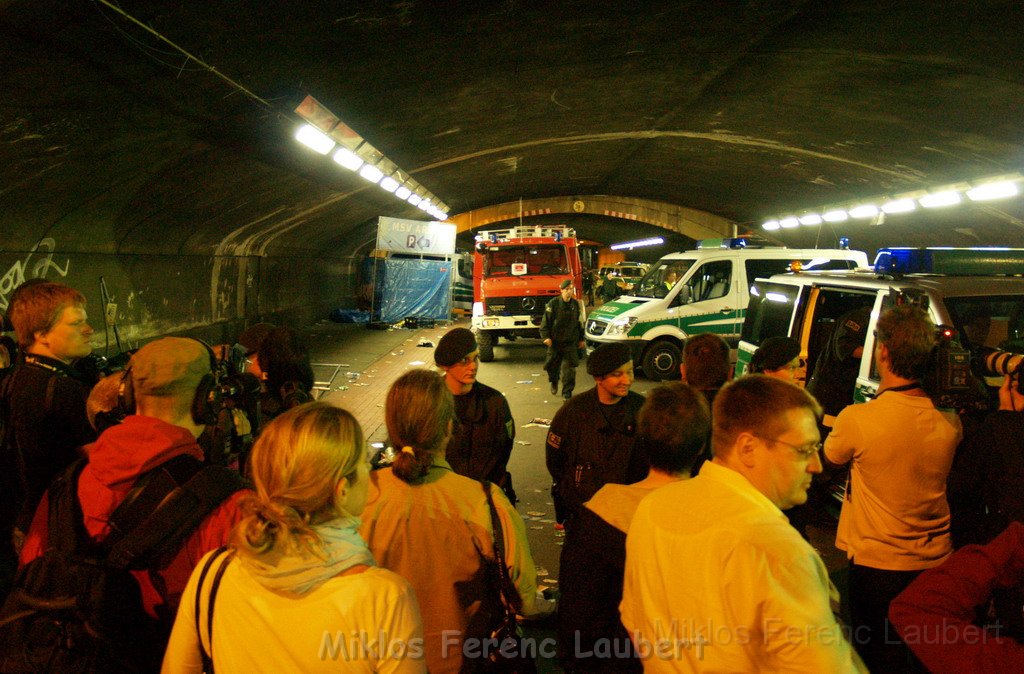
[92,0,274,112]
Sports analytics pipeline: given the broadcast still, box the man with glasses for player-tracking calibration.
[824,304,962,672]
[622,375,865,672]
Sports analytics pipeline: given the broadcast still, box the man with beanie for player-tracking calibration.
[749,336,802,382]
[435,327,517,502]
[539,279,586,400]
[545,342,645,527]
[19,337,248,623]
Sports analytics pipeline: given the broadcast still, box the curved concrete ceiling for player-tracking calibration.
[1,0,1022,338]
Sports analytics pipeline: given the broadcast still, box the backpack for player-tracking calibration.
[0,454,246,674]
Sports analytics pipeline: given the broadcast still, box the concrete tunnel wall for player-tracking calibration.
[0,240,363,351]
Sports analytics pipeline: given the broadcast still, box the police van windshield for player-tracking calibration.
[484,246,568,277]
[632,260,696,298]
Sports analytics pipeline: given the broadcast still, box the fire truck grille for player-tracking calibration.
[486,296,547,316]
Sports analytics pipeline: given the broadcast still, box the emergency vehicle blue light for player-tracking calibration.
[874,247,1024,275]
[698,238,747,249]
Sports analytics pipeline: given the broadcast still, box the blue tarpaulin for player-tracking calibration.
[373,257,451,323]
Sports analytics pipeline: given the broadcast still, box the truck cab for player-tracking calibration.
[471,225,583,361]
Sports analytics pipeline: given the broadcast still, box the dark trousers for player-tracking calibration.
[848,562,925,673]
[545,344,580,398]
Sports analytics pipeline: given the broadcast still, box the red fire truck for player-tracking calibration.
[471,225,583,361]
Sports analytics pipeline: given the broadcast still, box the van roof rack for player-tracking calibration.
[475,225,576,242]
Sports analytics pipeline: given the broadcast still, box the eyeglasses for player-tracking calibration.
[755,436,822,459]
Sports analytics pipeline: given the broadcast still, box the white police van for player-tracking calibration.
[736,247,1024,417]
[584,238,868,379]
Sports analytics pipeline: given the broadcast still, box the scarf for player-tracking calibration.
[239,516,376,595]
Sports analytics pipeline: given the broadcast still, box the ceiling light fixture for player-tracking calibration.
[848,205,879,219]
[799,214,823,226]
[610,237,664,251]
[918,191,961,208]
[760,173,1021,232]
[967,180,1019,202]
[295,124,335,155]
[881,198,916,214]
[294,95,450,219]
[332,148,363,171]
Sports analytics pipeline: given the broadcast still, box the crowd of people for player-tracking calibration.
[0,279,1022,673]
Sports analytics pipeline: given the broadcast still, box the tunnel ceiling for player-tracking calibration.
[2,0,1023,260]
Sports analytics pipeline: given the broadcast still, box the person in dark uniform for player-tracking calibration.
[539,279,586,400]
[545,342,645,528]
[0,282,96,597]
[435,327,517,503]
[807,305,871,427]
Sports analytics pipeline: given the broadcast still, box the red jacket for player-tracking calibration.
[20,415,248,619]
[889,521,1024,673]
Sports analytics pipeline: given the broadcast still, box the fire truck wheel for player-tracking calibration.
[478,331,495,362]
[642,341,681,381]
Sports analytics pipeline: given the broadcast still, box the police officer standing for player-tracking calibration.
[540,279,586,401]
[435,327,518,503]
[545,342,646,528]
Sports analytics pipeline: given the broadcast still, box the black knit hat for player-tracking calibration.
[559,279,573,290]
[749,336,801,373]
[587,342,632,377]
[435,327,478,367]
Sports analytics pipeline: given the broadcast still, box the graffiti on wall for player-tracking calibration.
[0,238,71,311]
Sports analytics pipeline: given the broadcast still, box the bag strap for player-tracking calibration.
[45,457,93,556]
[107,462,246,570]
[194,546,233,674]
[481,481,522,615]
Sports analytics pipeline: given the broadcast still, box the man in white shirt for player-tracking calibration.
[621,375,865,673]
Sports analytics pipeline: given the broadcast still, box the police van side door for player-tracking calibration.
[674,258,741,342]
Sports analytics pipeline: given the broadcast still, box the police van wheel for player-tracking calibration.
[642,341,681,381]
[478,331,495,362]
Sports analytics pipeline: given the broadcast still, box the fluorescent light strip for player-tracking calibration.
[395,186,412,200]
[881,198,916,214]
[822,210,848,222]
[967,181,1019,201]
[333,148,363,171]
[359,164,384,184]
[380,176,400,192]
[610,237,664,250]
[848,205,879,219]
[779,217,800,229]
[762,220,780,231]
[295,124,335,155]
[407,194,423,206]
[919,191,961,208]
[799,214,822,226]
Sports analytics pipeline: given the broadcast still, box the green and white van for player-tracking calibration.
[584,239,868,380]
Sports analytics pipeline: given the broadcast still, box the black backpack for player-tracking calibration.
[0,454,245,673]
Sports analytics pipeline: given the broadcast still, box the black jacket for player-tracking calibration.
[445,381,515,485]
[545,388,645,522]
[539,296,584,346]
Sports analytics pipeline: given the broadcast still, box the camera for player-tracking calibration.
[976,346,1024,395]
[921,326,988,413]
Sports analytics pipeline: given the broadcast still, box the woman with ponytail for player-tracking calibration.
[360,369,548,674]
[163,402,426,673]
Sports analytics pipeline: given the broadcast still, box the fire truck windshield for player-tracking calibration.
[484,245,568,277]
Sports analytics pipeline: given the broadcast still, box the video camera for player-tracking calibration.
[922,328,1024,413]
